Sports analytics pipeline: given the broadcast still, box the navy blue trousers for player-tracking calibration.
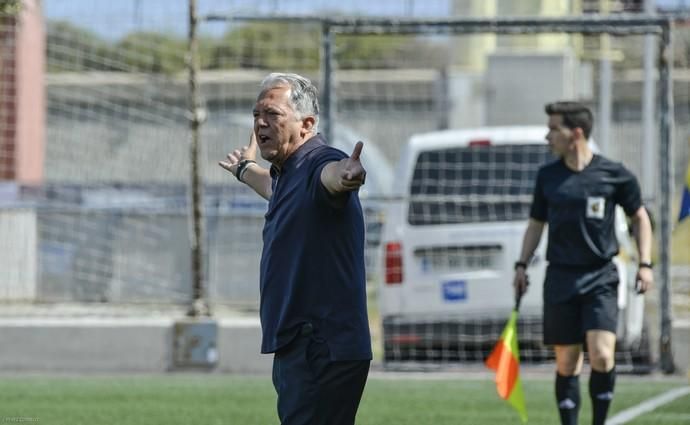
[271,328,370,425]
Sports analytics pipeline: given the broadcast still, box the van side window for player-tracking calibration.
[408,144,553,225]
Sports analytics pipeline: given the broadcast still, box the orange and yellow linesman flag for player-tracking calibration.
[679,158,690,223]
[485,309,528,423]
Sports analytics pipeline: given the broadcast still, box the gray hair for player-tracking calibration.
[259,73,320,132]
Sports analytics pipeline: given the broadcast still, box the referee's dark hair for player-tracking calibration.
[545,101,594,140]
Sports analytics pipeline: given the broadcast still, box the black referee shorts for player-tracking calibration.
[543,263,619,345]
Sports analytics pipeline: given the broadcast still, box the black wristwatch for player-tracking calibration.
[235,159,256,183]
[514,261,528,270]
[638,261,653,270]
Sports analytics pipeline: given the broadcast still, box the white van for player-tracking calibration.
[378,126,650,371]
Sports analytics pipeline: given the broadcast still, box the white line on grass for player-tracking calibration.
[606,386,690,425]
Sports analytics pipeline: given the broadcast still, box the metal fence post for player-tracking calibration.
[658,21,675,374]
[321,22,334,144]
[187,0,209,317]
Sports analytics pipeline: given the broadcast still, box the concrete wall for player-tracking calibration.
[35,210,263,305]
[0,317,271,374]
[485,51,582,126]
[0,316,682,375]
[673,320,690,376]
[0,209,36,300]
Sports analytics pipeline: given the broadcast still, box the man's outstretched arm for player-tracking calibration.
[219,132,273,201]
[320,141,367,194]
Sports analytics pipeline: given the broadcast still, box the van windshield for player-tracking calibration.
[408,143,553,225]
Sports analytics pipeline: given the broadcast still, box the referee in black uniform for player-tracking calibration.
[513,101,654,425]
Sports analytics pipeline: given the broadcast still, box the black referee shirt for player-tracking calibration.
[530,154,642,267]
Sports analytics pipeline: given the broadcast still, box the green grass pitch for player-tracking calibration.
[0,374,688,424]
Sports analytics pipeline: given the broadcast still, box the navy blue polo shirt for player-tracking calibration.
[530,154,642,267]
[259,134,372,361]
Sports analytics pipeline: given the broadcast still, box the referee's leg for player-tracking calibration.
[584,281,619,425]
[545,293,585,425]
[554,345,584,425]
[587,330,617,425]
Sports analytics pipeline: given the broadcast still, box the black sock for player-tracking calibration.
[555,373,580,425]
[589,367,616,425]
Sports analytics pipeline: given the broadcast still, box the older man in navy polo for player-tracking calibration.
[220,72,371,425]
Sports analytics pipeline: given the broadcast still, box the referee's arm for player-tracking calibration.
[630,206,654,294]
[513,218,546,298]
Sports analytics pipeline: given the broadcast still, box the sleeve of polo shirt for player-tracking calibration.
[529,168,548,222]
[613,164,643,216]
[310,146,351,209]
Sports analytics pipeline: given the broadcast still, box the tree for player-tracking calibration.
[46,22,206,75]
[46,21,122,72]
[116,31,187,74]
[208,22,321,70]
[0,0,21,16]
[43,19,451,74]
[336,34,449,69]
[208,21,448,71]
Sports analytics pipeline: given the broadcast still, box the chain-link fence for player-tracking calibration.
[0,0,688,369]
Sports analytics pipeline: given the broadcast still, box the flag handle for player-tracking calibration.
[514,292,523,312]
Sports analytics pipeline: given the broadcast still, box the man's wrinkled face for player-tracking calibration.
[253,85,305,167]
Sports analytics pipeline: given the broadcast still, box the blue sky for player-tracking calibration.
[42,0,450,40]
[43,0,688,41]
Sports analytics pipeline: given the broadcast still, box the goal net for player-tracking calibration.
[0,1,687,372]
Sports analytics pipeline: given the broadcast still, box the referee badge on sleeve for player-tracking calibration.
[586,196,605,219]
